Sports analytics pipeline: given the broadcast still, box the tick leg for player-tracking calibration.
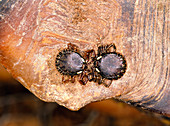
[62,76,70,83]
[67,43,78,52]
[79,76,88,85]
[87,73,94,81]
[62,75,75,83]
[70,76,75,83]
[103,79,112,87]
[83,49,96,63]
[98,43,116,55]
[79,72,88,85]
[106,43,116,52]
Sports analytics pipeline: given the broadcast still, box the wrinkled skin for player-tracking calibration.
[0,0,169,116]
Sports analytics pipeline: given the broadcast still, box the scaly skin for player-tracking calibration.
[0,0,169,116]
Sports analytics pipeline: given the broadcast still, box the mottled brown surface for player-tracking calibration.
[0,0,169,116]
[0,72,167,126]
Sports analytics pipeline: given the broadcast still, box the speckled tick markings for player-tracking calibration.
[94,44,127,87]
[55,43,127,87]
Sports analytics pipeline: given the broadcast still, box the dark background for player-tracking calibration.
[0,64,167,126]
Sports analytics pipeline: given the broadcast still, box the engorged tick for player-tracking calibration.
[55,43,87,83]
[55,43,127,87]
[55,50,85,76]
[93,43,127,87]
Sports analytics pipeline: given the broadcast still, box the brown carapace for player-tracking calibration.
[0,0,169,116]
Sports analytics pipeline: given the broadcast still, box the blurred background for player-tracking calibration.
[0,64,169,126]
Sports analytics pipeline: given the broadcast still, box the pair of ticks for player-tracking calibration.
[55,43,126,87]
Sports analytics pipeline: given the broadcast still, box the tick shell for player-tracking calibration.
[56,50,85,76]
[0,0,169,115]
[95,52,126,80]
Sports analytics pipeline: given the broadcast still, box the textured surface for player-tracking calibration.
[97,53,126,79]
[0,0,169,115]
[0,71,167,126]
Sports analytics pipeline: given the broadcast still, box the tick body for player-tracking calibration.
[95,52,126,80]
[55,43,127,87]
[93,43,127,87]
[56,50,85,76]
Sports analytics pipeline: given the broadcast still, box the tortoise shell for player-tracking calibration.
[0,0,169,116]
